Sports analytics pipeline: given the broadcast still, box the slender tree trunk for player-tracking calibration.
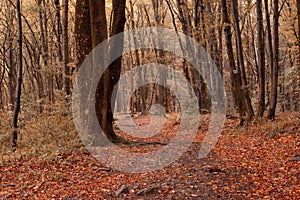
[264,0,273,110]
[54,0,64,90]
[6,6,15,111]
[62,0,71,95]
[256,0,266,117]
[267,0,279,120]
[231,0,254,119]
[129,0,147,115]
[221,0,246,125]
[11,0,23,150]
[7,28,15,111]
[38,0,54,104]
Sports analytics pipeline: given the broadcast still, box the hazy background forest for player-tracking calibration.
[0,0,299,199]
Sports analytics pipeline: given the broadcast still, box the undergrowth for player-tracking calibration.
[0,99,83,162]
[1,100,299,163]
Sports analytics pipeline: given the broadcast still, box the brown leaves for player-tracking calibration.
[0,112,299,199]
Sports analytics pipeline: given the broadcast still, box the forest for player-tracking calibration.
[0,0,299,199]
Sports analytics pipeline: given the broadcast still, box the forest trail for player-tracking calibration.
[0,112,299,199]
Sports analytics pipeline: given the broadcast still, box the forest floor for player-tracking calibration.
[0,105,299,199]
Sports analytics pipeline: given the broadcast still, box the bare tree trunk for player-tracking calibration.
[7,28,15,111]
[221,0,246,125]
[75,0,92,70]
[256,0,266,117]
[267,0,279,120]
[129,0,147,115]
[264,0,273,111]
[231,0,254,119]
[62,0,71,95]
[92,0,126,142]
[54,0,64,90]
[106,0,126,140]
[11,0,23,150]
[6,7,15,111]
[38,0,54,104]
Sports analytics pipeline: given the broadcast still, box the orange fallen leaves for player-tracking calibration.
[0,112,299,199]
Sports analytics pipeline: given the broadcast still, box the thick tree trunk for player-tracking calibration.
[267,0,279,120]
[11,0,23,150]
[106,0,126,141]
[75,0,92,69]
[93,0,126,142]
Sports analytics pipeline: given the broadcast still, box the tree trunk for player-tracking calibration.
[264,0,273,111]
[38,0,54,104]
[7,27,15,111]
[54,0,64,91]
[75,0,92,70]
[256,0,265,117]
[6,6,15,111]
[11,0,23,150]
[231,0,254,119]
[221,0,246,125]
[92,0,126,142]
[62,0,71,95]
[267,0,279,120]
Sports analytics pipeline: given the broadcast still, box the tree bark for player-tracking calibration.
[54,0,63,91]
[256,0,265,117]
[92,0,126,142]
[75,0,92,70]
[221,0,246,125]
[267,0,279,120]
[62,0,71,95]
[6,7,15,111]
[264,0,273,111]
[231,0,254,119]
[11,0,23,150]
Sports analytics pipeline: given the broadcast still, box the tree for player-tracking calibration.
[221,0,247,124]
[256,0,266,117]
[75,0,92,69]
[267,0,279,120]
[96,0,126,142]
[62,0,71,95]
[75,0,126,142]
[11,0,23,150]
[54,0,63,91]
[231,0,254,119]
